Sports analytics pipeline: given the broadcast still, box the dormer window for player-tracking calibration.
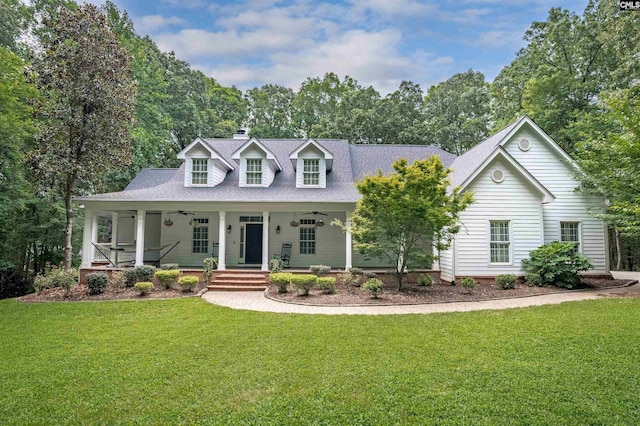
[246,159,263,185]
[303,159,320,186]
[191,158,208,185]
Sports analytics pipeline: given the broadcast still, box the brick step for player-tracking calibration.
[213,273,268,282]
[206,284,267,292]
[212,279,268,286]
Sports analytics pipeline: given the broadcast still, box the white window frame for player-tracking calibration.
[192,218,209,254]
[302,159,320,186]
[245,158,263,186]
[560,221,581,254]
[489,220,511,265]
[299,226,316,255]
[191,158,208,185]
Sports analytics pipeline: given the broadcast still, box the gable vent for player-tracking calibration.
[518,138,531,151]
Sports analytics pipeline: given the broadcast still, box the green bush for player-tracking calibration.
[134,281,153,296]
[347,267,362,275]
[155,269,180,289]
[461,277,477,293]
[309,265,331,276]
[364,271,377,279]
[32,274,50,294]
[362,278,383,298]
[160,263,180,270]
[203,258,217,282]
[417,274,433,287]
[525,273,544,287]
[177,276,199,292]
[270,272,293,293]
[122,268,137,288]
[521,241,592,289]
[317,277,336,294]
[135,265,156,282]
[290,274,317,296]
[86,272,108,295]
[339,271,361,289]
[495,274,517,290]
[33,267,78,296]
[269,258,284,273]
[108,271,126,292]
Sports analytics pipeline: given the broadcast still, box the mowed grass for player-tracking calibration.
[1,297,639,425]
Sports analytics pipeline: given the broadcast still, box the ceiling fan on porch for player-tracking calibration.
[303,211,328,227]
[164,211,195,227]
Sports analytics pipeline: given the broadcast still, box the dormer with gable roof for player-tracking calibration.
[289,139,334,189]
[231,138,282,187]
[177,138,234,187]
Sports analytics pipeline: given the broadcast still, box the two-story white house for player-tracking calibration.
[76,116,609,281]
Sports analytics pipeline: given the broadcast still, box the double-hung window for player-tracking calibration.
[299,221,316,255]
[303,159,320,186]
[191,158,208,185]
[560,222,580,255]
[490,220,510,264]
[246,159,262,185]
[192,218,209,254]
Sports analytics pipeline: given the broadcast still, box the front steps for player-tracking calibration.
[207,272,269,291]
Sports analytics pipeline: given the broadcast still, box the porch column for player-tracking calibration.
[345,213,353,270]
[218,211,226,270]
[90,213,98,263]
[110,212,119,248]
[135,209,145,266]
[261,210,269,271]
[81,208,94,268]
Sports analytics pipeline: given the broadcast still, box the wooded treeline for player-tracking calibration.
[0,0,638,293]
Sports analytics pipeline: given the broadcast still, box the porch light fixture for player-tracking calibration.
[227,224,232,233]
[164,219,173,227]
[276,225,281,234]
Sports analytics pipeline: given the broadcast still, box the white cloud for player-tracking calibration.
[474,30,524,48]
[348,0,436,16]
[135,15,186,35]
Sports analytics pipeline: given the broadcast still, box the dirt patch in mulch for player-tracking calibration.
[267,277,632,306]
[17,281,208,303]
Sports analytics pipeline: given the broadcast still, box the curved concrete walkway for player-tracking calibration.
[201,271,640,315]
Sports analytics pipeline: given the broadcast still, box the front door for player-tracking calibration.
[245,224,263,264]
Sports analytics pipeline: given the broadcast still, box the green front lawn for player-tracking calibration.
[1,297,639,425]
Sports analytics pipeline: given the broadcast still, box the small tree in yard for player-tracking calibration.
[336,156,473,290]
[30,4,135,272]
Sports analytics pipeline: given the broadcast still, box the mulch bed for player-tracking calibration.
[18,281,208,303]
[267,277,632,306]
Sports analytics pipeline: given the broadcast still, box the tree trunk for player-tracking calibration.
[615,227,622,271]
[64,174,76,272]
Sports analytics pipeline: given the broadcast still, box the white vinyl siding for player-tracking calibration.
[191,158,208,185]
[192,218,209,254]
[303,159,320,185]
[490,221,511,264]
[560,221,581,254]
[246,159,262,185]
[504,127,607,272]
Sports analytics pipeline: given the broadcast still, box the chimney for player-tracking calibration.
[233,129,250,140]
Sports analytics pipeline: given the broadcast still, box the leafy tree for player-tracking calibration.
[0,0,31,52]
[246,84,299,138]
[29,4,136,271]
[207,78,246,137]
[375,81,427,145]
[339,156,473,290]
[423,70,491,155]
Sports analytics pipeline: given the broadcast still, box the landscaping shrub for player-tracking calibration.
[364,271,377,279]
[290,274,317,296]
[122,268,137,288]
[317,277,336,294]
[155,269,180,289]
[178,276,199,292]
[108,271,126,292]
[270,272,293,293]
[461,277,477,293]
[32,274,50,294]
[160,263,180,270]
[525,273,544,287]
[134,281,153,296]
[34,267,78,296]
[135,265,156,282]
[0,269,31,299]
[495,274,517,290]
[269,258,284,273]
[417,274,433,287]
[339,270,361,289]
[203,258,217,282]
[309,265,331,276]
[521,241,592,289]
[362,278,383,298]
[347,267,362,275]
[86,272,108,295]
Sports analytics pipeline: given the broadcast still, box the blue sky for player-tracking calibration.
[106,0,589,94]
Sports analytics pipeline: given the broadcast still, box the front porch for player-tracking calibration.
[81,205,361,271]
